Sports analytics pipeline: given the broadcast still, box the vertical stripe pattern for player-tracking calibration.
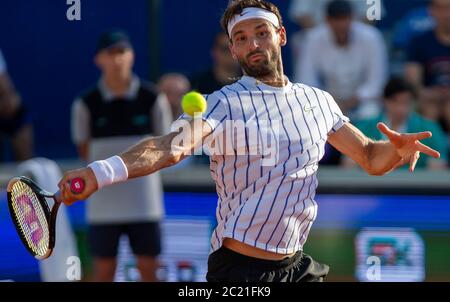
[197,76,349,254]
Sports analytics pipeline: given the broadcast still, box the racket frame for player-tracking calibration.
[7,176,62,260]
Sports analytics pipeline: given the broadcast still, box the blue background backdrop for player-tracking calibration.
[0,0,429,160]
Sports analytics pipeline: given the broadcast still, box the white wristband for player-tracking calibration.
[88,156,129,189]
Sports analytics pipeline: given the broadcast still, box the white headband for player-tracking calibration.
[227,7,280,37]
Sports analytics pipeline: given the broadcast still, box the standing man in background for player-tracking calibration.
[288,0,385,29]
[295,0,387,120]
[71,30,172,281]
[288,0,385,75]
[0,48,33,162]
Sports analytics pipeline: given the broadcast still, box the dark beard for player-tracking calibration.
[238,49,279,78]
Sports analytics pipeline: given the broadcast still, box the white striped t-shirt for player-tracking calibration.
[179,75,349,255]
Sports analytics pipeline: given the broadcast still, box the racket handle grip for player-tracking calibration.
[70,177,85,194]
[54,178,85,203]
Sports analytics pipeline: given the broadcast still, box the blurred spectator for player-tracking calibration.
[441,93,450,134]
[158,73,190,120]
[289,0,385,70]
[418,87,450,165]
[442,96,450,164]
[295,0,388,121]
[352,77,448,170]
[157,73,197,170]
[405,0,450,93]
[189,31,241,94]
[419,87,450,165]
[71,30,172,281]
[391,6,435,52]
[289,0,385,30]
[418,87,442,121]
[0,48,33,162]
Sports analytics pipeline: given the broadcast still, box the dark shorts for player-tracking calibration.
[88,222,161,258]
[206,246,330,282]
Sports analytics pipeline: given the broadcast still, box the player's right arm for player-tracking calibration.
[58,119,213,205]
[121,119,211,179]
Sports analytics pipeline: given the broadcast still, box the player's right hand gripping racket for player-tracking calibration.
[6,176,85,260]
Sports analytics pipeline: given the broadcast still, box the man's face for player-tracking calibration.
[95,47,134,77]
[431,0,450,33]
[229,19,286,78]
[385,92,412,123]
[327,16,352,45]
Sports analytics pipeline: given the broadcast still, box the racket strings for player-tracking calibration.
[10,180,50,257]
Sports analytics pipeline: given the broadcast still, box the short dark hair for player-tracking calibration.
[326,0,353,18]
[384,77,415,99]
[221,0,283,37]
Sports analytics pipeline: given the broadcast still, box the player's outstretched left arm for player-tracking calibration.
[328,122,441,176]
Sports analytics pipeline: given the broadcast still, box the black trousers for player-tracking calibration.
[207,246,330,282]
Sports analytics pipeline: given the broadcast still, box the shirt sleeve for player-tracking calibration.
[323,90,350,135]
[152,93,173,136]
[71,98,91,144]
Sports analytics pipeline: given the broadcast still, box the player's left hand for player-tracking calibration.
[377,122,441,172]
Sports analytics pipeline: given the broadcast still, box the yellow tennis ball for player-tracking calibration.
[182,91,207,117]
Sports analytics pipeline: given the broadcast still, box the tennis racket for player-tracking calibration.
[6,176,85,260]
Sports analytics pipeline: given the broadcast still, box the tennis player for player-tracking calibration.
[59,0,440,282]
